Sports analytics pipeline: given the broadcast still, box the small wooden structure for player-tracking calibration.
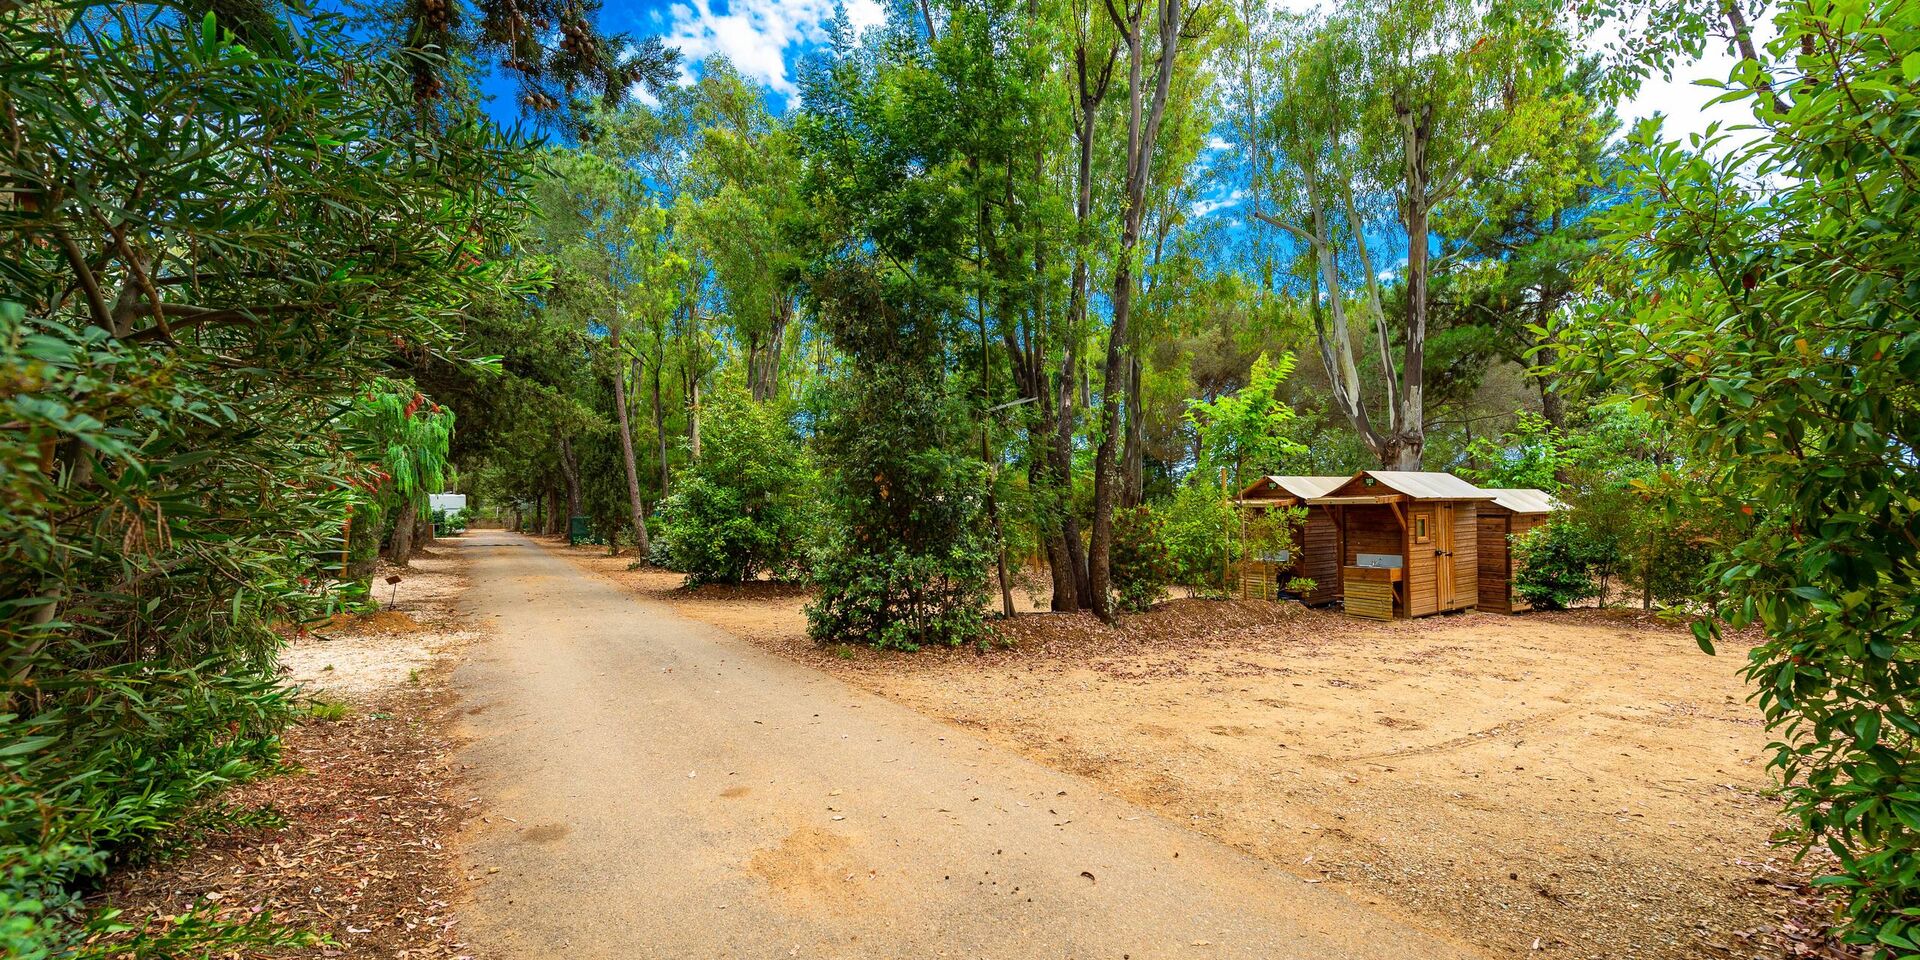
[1475,488,1563,614]
[1236,476,1348,604]
[1308,471,1494,620]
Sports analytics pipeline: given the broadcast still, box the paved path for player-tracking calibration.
[450,530,1478,959]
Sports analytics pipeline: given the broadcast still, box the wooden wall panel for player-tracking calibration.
[1341,507,1402,563]
[1478,513,1512,612]
[1407,508,1437,616]
[1301,508,1342,604]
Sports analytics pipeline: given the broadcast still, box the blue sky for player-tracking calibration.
[479,0,1746,227]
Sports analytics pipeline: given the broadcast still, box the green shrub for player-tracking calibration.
[652,389,817,585]
[803,266,991,650]
[1110,506,1175,612]
[1158,484,1237,595]
[1510,520,1610,610]
[0,666,294,959]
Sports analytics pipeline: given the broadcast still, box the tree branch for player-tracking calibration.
[51,226,112,331]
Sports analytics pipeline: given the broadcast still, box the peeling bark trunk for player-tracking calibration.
[1090,0,1185,622]
[1386,106,1434,471]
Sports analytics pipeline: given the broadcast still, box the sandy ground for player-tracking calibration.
[451,531,1473,959]
[541,538,1822,960]
[281,547,483,699]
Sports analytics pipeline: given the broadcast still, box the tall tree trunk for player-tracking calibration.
[750,297,791,402]
[1123,352,1144,508]
[1052,29,1116,613]
[688,375,702,463]
[649,358,668,497]
[1386,108,1434,471]
[390,498,417,568]
[558,435,583,523]
[608,346,652,556]
[1090,0,1185,622]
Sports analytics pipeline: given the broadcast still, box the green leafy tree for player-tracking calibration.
[340,381,457,575]
[1562,0,1920,948]
[0,3,536,953]
[1510,519,1609,610]
[1110,505,1176,612]
[652,386,817,585]
[1185,351,1309,492]
[802,267,991,651]
[1231,0,1572,469]
[1461,412,1568,491]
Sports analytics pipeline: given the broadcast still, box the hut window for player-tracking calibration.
[1414,514,1431,543]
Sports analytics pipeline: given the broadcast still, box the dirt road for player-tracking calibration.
[449,531,1478,959]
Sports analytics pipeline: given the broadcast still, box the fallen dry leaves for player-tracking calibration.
[96,549,478,959]
[97,685,474,959]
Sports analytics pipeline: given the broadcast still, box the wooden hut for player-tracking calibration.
[1307,471,1495,620]
[1475,488,1564,614]
[1236,476,1349,604]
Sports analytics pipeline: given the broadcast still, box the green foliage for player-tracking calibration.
[1186,352,1308,491]
[1510,519,1609,610]
[652,387,817,585]
[1158,484,1238,595]
[1110,506,1175,613]
[1561,0,1920,948]
[0,2,536,954]
[1461,412,1568,491]
[0,664,294,958]
[802,269,991,651]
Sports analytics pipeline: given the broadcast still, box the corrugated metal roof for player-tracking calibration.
[1260,475,1350,500]
[1484,488,1564,514]
[1361,471,1497,501]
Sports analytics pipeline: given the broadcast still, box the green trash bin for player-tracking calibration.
[568,515,592,546]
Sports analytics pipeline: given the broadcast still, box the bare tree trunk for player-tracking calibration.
[389,498,417,568]
[1387,117,1433,470]
[1090,0,1185,622]
[608,350,652,556]
[688,375,702,463]
[1123,352,1144,508]
[558,435,583,523]
[750,297,791,402]
[1052,28,1116,613]
[649,358,668,497]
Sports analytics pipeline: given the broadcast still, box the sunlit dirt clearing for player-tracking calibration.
[545,540,1808,960]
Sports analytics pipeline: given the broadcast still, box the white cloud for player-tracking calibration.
[663,0,885,97]
[1191,188,1247,219]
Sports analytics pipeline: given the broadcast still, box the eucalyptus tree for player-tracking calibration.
[528,137,693,553]
[681,59,809,403]
[1085,0,1209,621]
[1231,0,1567,469]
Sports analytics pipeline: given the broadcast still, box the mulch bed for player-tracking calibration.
[95,681,473,959]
